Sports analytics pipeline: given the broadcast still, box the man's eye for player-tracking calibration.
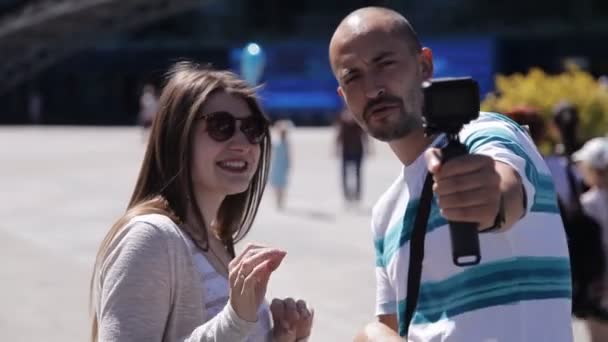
[344,74,359,84]
[380,60,395,67]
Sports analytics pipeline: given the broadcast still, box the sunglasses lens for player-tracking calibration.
[241,116,268,144]
[206,112,235,142]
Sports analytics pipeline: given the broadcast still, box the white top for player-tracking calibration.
[186,237,273,341]
[96,214,260,342]
[372,113,572,341]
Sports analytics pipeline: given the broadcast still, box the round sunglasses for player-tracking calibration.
[200,111,268,144]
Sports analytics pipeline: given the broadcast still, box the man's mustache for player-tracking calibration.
[363,96,403,122]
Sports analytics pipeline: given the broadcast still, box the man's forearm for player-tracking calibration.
[354,321,402,342]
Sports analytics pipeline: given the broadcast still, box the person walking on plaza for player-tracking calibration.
[138,83,159,139]
[269,120,293,210]
[335,107,369,208]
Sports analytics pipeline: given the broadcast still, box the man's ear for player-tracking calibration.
[420,47,434,80]
[337,86,344,97]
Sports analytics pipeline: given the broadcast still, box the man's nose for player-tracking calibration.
[364,75,386,99]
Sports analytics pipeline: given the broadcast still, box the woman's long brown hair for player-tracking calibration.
[89,61,271,341]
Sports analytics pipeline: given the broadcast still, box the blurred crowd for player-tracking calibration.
[503,103,608,340]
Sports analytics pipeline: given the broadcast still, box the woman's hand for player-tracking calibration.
[271,298,314,341]
[228,244,287,322]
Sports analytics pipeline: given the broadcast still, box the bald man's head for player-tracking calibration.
[327,7,433,142]
[329,7,421,72]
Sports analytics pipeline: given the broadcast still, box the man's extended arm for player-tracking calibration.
[354,314,401,342]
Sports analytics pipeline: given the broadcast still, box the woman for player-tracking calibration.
[90,62,313,341]
[269,120,293,210]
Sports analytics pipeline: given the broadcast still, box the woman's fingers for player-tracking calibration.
[231,262,247,294]
[241,259,272,295]
[229,243,264,271]
[241,248,286,274]
[296,299,311,320]
[228,245,287,325]
[270,298,286,325]
[295,300,314,339]
[283,297,300,324]
[229,244,279,285]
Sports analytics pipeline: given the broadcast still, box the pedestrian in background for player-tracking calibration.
[269,120,293,210]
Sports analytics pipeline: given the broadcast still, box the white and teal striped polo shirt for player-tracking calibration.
[372,112,572,341]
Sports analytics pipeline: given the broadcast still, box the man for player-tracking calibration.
[544,101,605,321]
[335,107,369,207]
[546,101,586,216]
[328,7,572,341]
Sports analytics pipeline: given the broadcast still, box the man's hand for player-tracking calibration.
[424,148,501,230]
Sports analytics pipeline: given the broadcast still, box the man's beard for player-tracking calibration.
[367,108,422,142]
[363,88,423,142]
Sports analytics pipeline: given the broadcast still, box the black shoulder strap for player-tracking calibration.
[403,172,435,338]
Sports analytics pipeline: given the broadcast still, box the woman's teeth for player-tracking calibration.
[217,160,247,172]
